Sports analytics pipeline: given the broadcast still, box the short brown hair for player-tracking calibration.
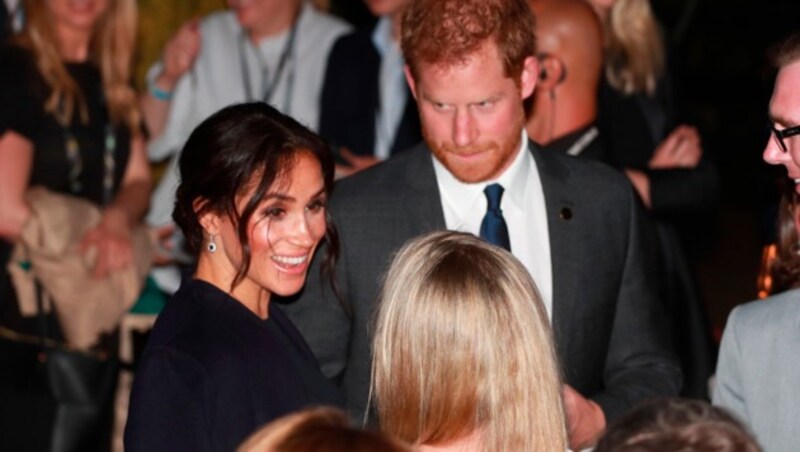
[238,407,410,452]
[401,0,536,80]
[769,31,800,69]
[595,398,761,452]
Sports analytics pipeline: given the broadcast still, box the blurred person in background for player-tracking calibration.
[318,0,421,176]
[0,0,149,449]
[526,0,607,162]
[587,0,719,399]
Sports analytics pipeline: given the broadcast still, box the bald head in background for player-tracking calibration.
[527,0,604,146]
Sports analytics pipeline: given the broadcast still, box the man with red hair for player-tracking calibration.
[286,0,681,448]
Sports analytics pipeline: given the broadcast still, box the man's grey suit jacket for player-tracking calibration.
[283,142,681,422]
[714,289,800,452]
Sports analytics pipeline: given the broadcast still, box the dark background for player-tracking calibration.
[329,0,800,336]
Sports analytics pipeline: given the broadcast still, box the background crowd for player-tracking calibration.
[0,0,799,451]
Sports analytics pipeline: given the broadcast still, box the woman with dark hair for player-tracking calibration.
[124,102,343,451]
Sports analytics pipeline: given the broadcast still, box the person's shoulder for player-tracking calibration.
[328,26,373,58]
[333,144,428,202]
[199,9,239,37]
[728,289,800,332]
[533,143,632,195]
[147,281,229,350]
[302,4,352,38]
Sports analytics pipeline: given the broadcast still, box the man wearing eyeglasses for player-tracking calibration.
[714,31,800,452]
[763,36,800,172]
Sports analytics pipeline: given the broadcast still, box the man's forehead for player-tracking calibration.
[414,40,506,75]
[776,60,800,90]
[771,60,800,125]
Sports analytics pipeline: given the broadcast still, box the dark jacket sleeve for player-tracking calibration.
[591,186,683,422]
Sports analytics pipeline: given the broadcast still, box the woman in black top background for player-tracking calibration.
[124,103,343,451]
[0,1,149,450]
[0,0,150,336]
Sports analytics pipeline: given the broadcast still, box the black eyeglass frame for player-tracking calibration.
[772,124,800,152]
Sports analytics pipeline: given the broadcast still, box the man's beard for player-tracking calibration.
[425,113,524,183]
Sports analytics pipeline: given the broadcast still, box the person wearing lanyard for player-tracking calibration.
[139,0,350,295]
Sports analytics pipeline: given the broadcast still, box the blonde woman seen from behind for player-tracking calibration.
[371,231,567,451]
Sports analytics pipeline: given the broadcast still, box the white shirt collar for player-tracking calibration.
[432,130,532,222]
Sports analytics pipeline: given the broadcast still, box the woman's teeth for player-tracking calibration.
[272,255,307,266]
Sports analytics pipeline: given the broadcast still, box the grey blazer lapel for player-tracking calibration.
[401,144,447,234]
[530,143,581,354]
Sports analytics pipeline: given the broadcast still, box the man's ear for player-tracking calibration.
[537,54,567,90]
[405,65,418,100]
[520,56,538,99]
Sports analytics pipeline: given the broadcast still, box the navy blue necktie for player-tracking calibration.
[480,183,510,251]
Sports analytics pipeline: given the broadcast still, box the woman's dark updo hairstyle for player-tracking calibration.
[173,102,338,289]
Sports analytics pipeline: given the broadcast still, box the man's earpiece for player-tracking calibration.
[539,66,548,81]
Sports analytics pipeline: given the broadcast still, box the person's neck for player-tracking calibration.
[527,90,597,145]
[247,0,301,44]
[56,24,92,62]
[195,257,271,319]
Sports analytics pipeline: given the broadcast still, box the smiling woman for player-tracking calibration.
[124,102,343,452]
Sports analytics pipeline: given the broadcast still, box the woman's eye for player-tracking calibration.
[306,199,327,213]
[264,206,286,219]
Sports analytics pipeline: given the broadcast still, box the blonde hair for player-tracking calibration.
[370,231,567,451]
[602,0,664,96]
[18,0,139,131]
[237,407,411,452]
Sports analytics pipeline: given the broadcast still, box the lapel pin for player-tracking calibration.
[560,207,572,221]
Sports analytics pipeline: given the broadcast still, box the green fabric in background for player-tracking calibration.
[130,275,167,314]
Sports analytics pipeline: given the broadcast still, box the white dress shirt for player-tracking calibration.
[432,132,553,318]
[371,16,408,160]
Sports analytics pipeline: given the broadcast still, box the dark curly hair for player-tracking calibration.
[172,102,338,290]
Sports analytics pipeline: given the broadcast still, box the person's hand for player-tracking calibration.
[648,124,702,170]
[563,384,606,450]
[150,223,176,266]
[79,207,133,279]
[157,19,201,91]
[625,168,651,209]
[334,147,381,179]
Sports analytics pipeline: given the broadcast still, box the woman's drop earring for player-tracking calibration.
[207,235,217,253]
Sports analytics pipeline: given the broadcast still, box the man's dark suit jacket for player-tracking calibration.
[283,142,682,422]
[318,26,421,157]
